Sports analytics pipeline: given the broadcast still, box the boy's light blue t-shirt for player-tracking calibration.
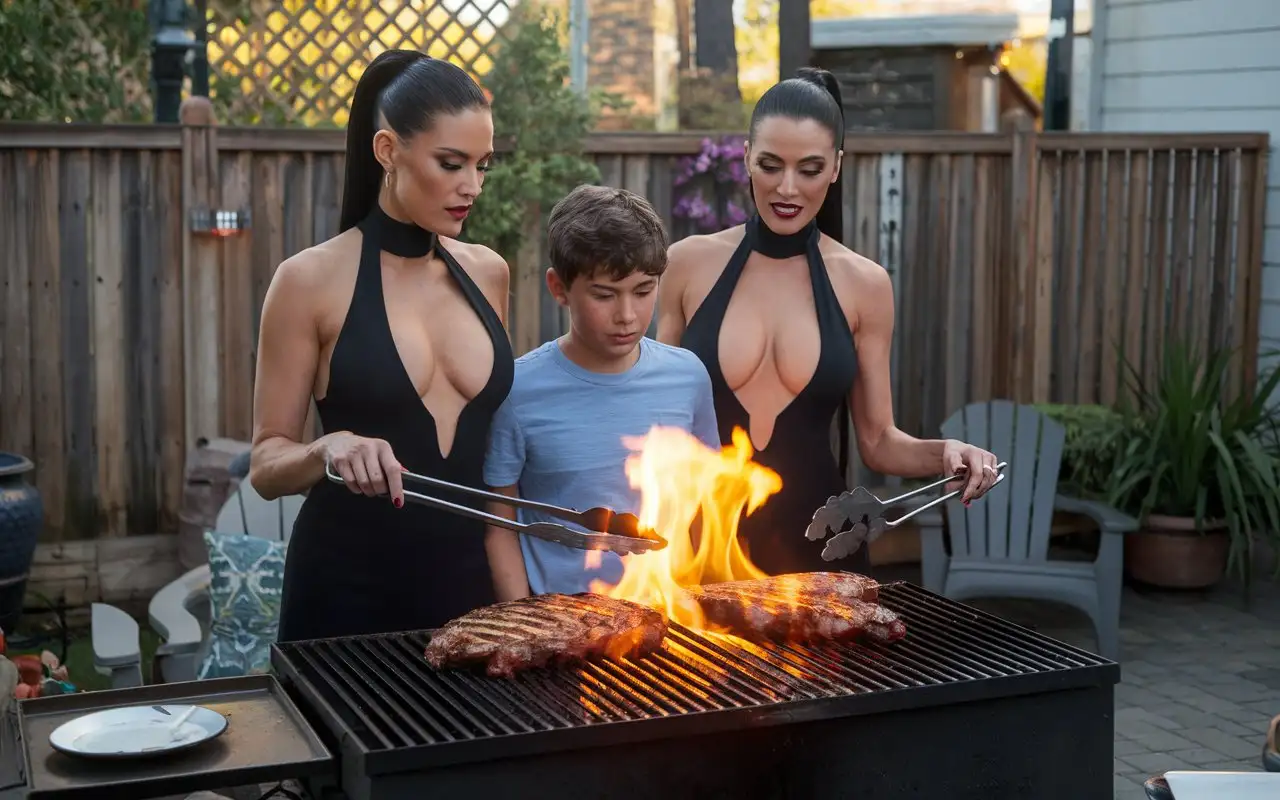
[483,337,720,596]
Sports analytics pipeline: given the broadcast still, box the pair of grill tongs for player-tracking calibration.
[805,461,1009,561]
[324,464,666,555]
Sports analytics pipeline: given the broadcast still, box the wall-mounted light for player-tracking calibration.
[190,207,251,237]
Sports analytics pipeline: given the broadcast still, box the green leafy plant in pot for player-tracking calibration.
[1108,339,1280,590]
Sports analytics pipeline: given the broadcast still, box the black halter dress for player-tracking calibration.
[277,205,514,641]
[680,215,867,575]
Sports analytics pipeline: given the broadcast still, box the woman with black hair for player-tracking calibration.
[658,68,1000,576]
[249,49,514,640]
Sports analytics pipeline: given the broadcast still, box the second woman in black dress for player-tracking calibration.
[250,50,513,640]
[658,68,1001,575]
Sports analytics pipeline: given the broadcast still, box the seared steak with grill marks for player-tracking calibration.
[682,572,906,645]
[424,593,668,678]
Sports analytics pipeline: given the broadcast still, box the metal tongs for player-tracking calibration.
[805,461,1009,561]
[324,464,667,556]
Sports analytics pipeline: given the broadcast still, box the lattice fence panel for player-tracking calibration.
[205,0,516,127]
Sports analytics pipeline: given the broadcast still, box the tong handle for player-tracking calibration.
[322,465,661,555]
[325,463,530,532]
[397,466,595,527]
[885,461,1008,528]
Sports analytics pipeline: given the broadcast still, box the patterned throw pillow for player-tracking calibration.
[197,531,287,680]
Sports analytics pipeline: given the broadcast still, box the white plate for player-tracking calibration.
[1163,770,1280,800]
[49,704,228,760]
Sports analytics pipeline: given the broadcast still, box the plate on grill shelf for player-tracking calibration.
[47,703,228,760]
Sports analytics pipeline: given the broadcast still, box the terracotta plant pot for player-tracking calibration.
[1124,513,1229,589]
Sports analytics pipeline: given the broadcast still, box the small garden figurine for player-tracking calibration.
[0,627,76,706]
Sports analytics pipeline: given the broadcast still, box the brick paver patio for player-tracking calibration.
[880,559,1280,799]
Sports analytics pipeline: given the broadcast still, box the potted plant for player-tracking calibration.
[1108,339,1280,590]
[1034,403,1131,501]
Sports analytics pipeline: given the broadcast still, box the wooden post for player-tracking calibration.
[778,0,811,81]
[180,98,222,450]
[512,202,545,356]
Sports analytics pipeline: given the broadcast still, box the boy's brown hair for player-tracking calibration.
[546,185,669,286]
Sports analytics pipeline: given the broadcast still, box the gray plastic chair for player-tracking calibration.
[91,476,302,686]
[914,400,1138,661]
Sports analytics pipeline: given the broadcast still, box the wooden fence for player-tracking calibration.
[0,121,1269,544]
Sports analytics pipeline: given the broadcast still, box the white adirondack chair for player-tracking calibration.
[91,476,303,687]
[914,400,1138,662]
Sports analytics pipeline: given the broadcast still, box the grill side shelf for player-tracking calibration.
[18,674,336,800]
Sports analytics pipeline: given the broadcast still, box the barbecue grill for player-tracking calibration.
[271,582,1119,800]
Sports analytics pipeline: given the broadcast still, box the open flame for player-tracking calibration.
[589,426,782,629]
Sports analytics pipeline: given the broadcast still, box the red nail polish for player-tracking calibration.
[394,497,403,508]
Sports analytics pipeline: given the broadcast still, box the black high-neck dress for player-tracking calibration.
[679,215,868,575]
[277,206,514,641]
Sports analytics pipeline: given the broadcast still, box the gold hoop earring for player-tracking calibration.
[384,171,392,188]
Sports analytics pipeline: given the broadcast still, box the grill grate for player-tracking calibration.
[271,582,1115,773]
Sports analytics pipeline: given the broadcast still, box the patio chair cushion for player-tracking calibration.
[197,530,288,680]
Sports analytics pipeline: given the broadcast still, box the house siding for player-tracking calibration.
[1093,0,1280,390]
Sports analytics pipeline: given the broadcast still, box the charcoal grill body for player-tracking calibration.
[271,583,1118,800]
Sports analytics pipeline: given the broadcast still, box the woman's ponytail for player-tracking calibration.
[339,50,429,232]
[795,67,846,244]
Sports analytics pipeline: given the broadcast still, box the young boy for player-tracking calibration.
[482,185,719,600]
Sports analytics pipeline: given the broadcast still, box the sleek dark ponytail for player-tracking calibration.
[339,50,490,232]
[749,66,846,243]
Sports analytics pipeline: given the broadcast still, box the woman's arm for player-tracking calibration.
[846,264,947,478]
[248,252,404,504]
[249,254,327,500]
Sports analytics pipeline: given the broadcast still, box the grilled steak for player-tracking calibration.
[682,572,906,645]
[688,572,880,605]
[424,593,668,678]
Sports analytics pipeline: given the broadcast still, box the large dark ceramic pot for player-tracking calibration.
[0,453,43,634]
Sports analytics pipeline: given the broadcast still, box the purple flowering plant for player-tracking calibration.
[672,135,753,232]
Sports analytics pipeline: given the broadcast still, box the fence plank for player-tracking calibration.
[1031,152,1055,404]
[0,152,34,462]
[1100,151,1127,406]
[31,150,67,540]
[124,150,161,536]
[92,149,128,537]
[1122,151,1150,400]
[1145,150,1172,387]
[157,151,186,533]
[60,150,95,540]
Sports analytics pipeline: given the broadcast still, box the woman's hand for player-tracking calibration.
[316,432,406,506]
[941,440,1000,505]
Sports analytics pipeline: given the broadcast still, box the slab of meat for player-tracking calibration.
[424,593,668,678]
[681,572,906,645]
[690,572,880,605]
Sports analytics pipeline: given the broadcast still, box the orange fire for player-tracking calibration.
[589,426,782,629]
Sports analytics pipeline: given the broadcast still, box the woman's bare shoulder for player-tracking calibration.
[667,226,744,276]
[439,238,510,309]
[441,237,508,278]
[268,228,362,297]
[820,237,893,295]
